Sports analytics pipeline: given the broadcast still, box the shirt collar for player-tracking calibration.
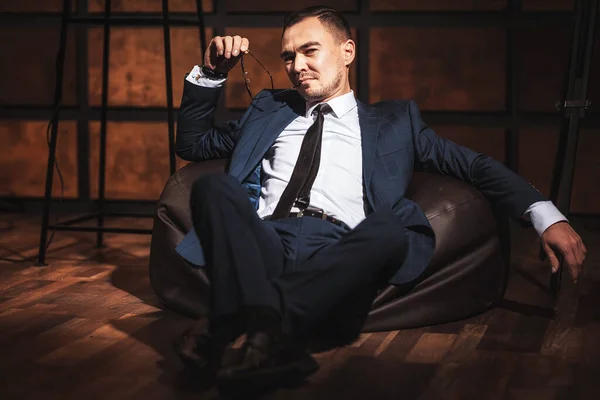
[305,90,357,119]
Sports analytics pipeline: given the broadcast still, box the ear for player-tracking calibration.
[342,39,356,66]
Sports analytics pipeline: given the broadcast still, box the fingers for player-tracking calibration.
[219,35,248,59]
[574,235,587,281]
[562,234,586,282]
[223,36,233,58]
[542,223,587,283]
[231,35,243,57]
[543,242,560,273]
[563,250,579,282]
[207,35,249,62]
[212,36,224,57]
[567,232,585,274]
[205,35,249,71]
[205,36,223,68]
[576,235,587,264]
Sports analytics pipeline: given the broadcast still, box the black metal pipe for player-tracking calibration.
[548,0,598,297]
[102,211,155,218]
[357,0,370,104]
[37,0,72,266]
[48,225,153,234]
[195,0,208,56]
[162,0,176,175]
[96,0,111,248]
[76,0,91,201]
[505,0,522,173]
[54,213,100,226]
[0,11,574,28]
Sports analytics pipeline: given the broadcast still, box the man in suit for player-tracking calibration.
[173,5,586,395]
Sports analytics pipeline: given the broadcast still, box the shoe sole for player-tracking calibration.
[217,355,319,396]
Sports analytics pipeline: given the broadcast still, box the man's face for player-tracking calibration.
[280,17,350,103]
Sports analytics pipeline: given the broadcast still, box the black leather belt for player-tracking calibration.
[288,210,349,230]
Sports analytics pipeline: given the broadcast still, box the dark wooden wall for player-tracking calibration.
[1,0,599,214]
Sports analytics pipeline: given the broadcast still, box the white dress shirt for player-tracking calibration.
[186,65,567,235]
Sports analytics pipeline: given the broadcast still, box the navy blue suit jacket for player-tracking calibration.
[174,80,545,285]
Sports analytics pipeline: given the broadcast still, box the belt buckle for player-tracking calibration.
[295,197,311,219]
[303,205,326,220]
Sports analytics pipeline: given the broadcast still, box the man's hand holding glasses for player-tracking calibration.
[203,35,249,75]
[202,35,276,100]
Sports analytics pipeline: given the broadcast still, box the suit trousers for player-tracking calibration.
[190,174,409,338]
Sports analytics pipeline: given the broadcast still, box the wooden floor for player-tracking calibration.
[1,212,599,400]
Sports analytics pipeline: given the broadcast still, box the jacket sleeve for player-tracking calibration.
[407,100,546,221]
[175,79,253,161]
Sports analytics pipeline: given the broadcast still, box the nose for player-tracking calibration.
[292,54,308,76]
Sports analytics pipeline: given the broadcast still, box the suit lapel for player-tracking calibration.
[358,101,379,209]
[229,91,304,180]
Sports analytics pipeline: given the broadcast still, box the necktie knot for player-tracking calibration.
[313,103,331,117]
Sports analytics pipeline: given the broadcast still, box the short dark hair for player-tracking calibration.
[282,6,351,43]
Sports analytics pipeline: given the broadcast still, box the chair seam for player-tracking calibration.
[425,197,481,220]
[173,173,191,199]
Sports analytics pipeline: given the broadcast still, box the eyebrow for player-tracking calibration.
[280,41,321,59]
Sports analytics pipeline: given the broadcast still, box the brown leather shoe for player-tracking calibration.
[174,319,223,376]
[216,331,319,396]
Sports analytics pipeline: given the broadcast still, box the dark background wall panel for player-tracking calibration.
[369,28,506,110]
[522,0,574,11]
[89,122,187,200]
[518,26,570,112]
[88,0,214,13]
[0,121,78,198]
[570,129,600,214]
[518,128,559,198]
[226,0,357,13]
[88,27,213,108]
[431,126,506,164]
[519,25,600,114]
[517,128,600,214]
[584,29,600,115]
[0,27,78,106]
[223,27,358,109]
[0,0,75,12]
[370,0,506,11]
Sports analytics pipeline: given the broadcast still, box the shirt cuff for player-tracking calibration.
[523,200,568,236]
[185,65,227,88]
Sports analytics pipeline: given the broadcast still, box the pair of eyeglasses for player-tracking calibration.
[240,49,274,99]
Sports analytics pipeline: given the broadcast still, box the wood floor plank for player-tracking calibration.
[477,308,521,352]
[379,327,429,361]
[0,304,71,339]
[36,314,155,366]
[439,351,520,400]
[417,324,488,399]
[404,333,458,364]
[0,280,79,312]
[374,330,399,357]
[0,212,598,399]
[0,317,107,366]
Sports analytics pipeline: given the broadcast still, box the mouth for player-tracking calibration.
[297,77,315,85]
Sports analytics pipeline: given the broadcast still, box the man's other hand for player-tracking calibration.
[541,221,587,282]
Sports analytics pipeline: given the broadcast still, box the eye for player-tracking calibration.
[305,48,316,55]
